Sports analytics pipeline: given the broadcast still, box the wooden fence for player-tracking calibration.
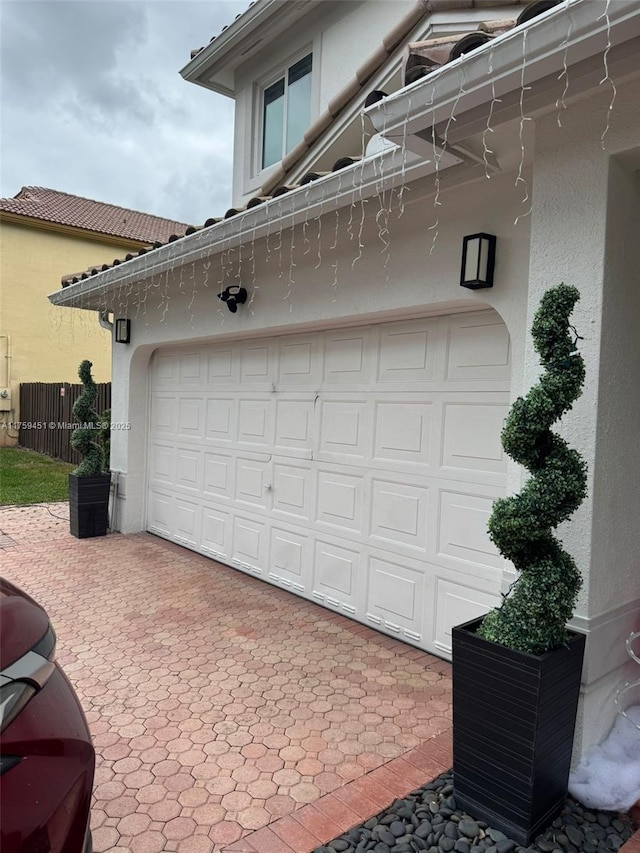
[19,382,111,464]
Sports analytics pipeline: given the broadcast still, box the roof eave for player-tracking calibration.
[180,0,325,97]
[49,144,464,311]
[366,0,640,151]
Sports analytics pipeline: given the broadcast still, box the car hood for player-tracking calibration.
[0,578,51,669]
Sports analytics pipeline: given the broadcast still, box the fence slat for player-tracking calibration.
[19,382,112,464]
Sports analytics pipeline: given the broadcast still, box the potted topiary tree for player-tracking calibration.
[68,360,111,538]
[452,283,588,845]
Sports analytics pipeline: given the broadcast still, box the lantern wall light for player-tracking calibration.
[460,233,496,289]
[115,318,131,344]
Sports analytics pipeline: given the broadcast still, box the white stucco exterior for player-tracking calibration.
[52,0,640,759]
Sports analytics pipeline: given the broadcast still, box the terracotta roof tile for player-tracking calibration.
[0,186,190,244]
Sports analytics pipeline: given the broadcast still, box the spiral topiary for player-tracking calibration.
[71,359,105,476]
[478,283,588,655]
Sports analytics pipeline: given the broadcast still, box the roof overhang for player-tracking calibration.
[366,0,640,155]
[180,0,326,97]
[49,144,462,311]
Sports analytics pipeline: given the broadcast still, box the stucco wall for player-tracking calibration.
[0,220,131,445]
[526,78,640,751]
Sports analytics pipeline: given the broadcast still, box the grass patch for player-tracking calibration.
[0,447,74,506]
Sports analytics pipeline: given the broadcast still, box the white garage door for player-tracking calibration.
[148,310,510,657]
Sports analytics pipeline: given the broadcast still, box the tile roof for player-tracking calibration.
[59,0,557,289]
[0,186,190,244]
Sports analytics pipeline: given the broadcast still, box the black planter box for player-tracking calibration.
[452,617,585,847]
[69,473,111,539]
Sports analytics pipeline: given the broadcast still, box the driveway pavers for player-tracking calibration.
[1,503,452,853]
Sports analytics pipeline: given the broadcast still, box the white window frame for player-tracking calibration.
[255,48,314,175]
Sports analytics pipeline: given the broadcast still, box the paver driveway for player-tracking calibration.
[1,504,452,853]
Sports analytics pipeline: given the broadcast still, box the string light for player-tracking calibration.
[598,0,616,149]
[514,30,533,226]
[482,46,502,180]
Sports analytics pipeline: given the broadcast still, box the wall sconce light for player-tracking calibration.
[218,285,248,313]
[460,233,496,289]
[115,318,131,344]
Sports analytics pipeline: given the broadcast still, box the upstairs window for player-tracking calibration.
[262,53,312,169]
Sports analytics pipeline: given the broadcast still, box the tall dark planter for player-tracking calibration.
[453,618,585,846]
[69,473,111,539]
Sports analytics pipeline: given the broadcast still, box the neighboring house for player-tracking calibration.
[50,0,640,758]
[0,186,188,446]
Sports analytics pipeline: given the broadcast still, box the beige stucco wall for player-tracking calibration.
[0,218,139,446]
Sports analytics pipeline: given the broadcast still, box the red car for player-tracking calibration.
[0,578,94,853]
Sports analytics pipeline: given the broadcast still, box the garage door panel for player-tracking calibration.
[377,318,445,384]
[237,398,274,447]
[316,469,364,534]
[312,537,361,615]
[178,397,205,439]
[369,478,429,552]
[208,346,238,385]
[201,505,231,559]
[372,400,433,469]
[174,497,201,547]
[151,395,177,437]
[240,340,276,386]
[446,312,511,382]
[148,489,173,535]
[180,352,205,385]
[433,576,502,656]
[366,554,427,643]
[232,515,267,574]
[148,311,510,658]
[441,402,508,474]
[278,335,321,386]
[203,452,234,500]
[275,399,314,455]
[235,456,271,509]
[205,398,236,443]
[155,353,178,384]
[323,328,372,386]
[149,443,175,486]
[272,462,313,520]
[317,399,369,460]
[176,448,202,492]
[268,526,310,592]
[436,488,504,572]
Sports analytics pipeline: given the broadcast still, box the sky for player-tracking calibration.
[0,0,249,225]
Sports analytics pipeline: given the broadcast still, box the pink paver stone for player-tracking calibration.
[2,505,452,853]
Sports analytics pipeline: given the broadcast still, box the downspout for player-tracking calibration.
[98,311,113,332]
[0,335,18,442]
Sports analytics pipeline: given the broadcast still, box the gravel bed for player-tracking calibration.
[313,771,636,853]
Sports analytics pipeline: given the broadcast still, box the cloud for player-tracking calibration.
[0,0,247,223]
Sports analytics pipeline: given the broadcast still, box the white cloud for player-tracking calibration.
[0,0,248,223]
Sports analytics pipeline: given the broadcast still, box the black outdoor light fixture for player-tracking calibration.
[115,318,131,344]
[460,233,496,289]
[218,285,248,313]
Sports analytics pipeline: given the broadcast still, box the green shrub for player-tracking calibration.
[70,360,105,476]
[478,284,588,654]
